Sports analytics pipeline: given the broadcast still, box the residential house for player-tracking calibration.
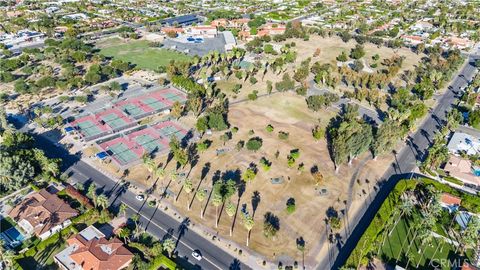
[257,23,286,37]
[8,189,78,240]
[447,131,480,156]
[444,155,480,190]
[410,21,434,32]
[190,26,217,38]
[446,36,473,50]
[161,27,185,36]
[229,18,250,29]
[54,225,133,270]
[210,18,228,28]
[439,192,462,213]
[401,35,424,46]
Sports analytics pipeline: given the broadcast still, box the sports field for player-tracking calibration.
[98,38,192,70]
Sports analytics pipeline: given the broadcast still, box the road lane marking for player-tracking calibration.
[122,202,224,270]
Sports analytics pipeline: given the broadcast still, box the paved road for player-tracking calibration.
[308,80,383,124]
[32,134,250,270]
[322,54,480,270]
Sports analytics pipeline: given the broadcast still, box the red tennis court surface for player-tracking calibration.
[67,87,187,141]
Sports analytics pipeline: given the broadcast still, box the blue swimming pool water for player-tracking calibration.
[4,227,25,242]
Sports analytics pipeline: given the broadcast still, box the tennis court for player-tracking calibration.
[106,142,140,165]
[135,134,166,154]
[121,103,146,117]
[101,113,129,129]
[155,122,186,140]
[142,97,169,111]
[162,92,185,102]
[77,120,103,137]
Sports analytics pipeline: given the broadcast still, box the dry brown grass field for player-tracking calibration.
[87,35,422,265]
[91,92,395,265]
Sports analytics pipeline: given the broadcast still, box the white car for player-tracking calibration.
[135,195,144,201]
[192,250,202,261]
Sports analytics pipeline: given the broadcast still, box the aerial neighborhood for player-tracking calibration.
[0,0,480,270]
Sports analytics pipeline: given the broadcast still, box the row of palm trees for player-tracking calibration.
[141,153,258,247]
[372,184,480,269]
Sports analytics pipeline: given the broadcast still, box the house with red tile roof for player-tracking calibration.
[55,225,133,270]
[444,155,480,189]
[439,192,461,213]
[401,35,424,46]
[9,189,79,240]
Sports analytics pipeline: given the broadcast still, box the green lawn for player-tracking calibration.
[99,38,192,70]
[15,230,69,270]
[380,215,458,269]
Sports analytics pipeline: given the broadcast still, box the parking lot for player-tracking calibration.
[163,33,227,56]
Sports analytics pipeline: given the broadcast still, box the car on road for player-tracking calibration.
[192,250,202,261]
[135,194,144,201]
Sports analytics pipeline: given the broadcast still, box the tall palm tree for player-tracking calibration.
[183,179,194,210]
[96,194,109,210]
[142,154,156,183]
[117,227,130,243]
[403,211,436,264]
[162,238,176,257]
[154,166,166,190]
[119,203,127,217]
[243,214,254,247]
[195,189,207,219]
[212,192,222,228]
[225,200,236,236]
[390,197,414,236]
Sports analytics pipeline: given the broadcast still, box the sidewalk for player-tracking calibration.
[81,156,275,269]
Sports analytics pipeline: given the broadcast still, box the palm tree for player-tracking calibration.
[162,237,176,257]
[142,154,156,183]
[117,227,130,243]
[225,200,236,236]
[457,216,480,255]
[119,203,127,217]
[87,183,97,206]
[154,166,166,190]
[403,211,436,263]
[415,227,434,268]
[96,194,109,210]
[183,179,194,210]
[195,189,207,219]
[131,214,141,238]
[243,214,254,247]
[212,192,222,228]
[404,250,415,270]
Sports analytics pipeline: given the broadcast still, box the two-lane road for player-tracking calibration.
[32,134,250,270]
[326,54,479,269]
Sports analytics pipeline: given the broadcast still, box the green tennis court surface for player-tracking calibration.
[107,142,138,164]
[135,134,165,153]
[163,93,184,102]
[142,97,167,111]
[77,120,103,137]
[122,104,145,117]
[158,125,180,136]
[102,113,128,129]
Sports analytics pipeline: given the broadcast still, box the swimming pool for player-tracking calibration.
[3,227,25,242]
